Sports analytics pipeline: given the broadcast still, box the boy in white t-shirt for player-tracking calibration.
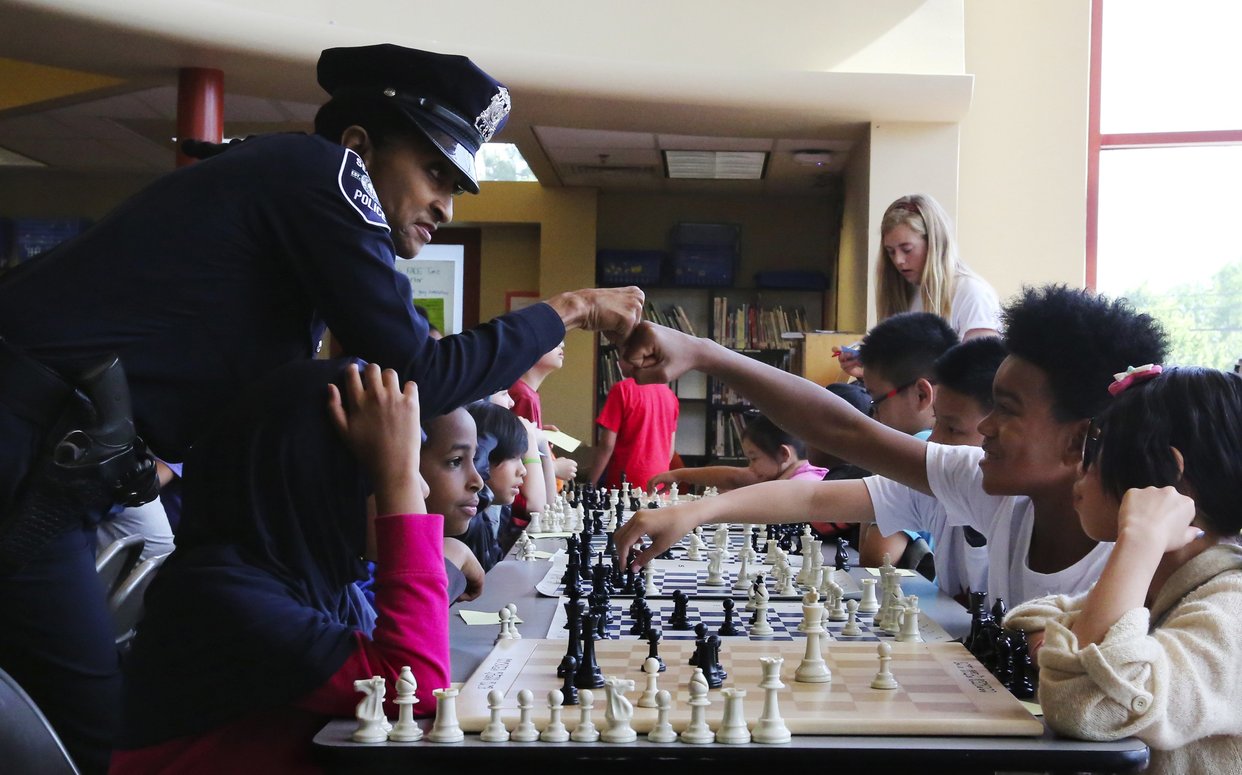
[620,337,1004,603]
[617,286,1170,609]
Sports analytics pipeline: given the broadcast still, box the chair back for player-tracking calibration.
[95,533,145,598]
[110,552,171,646]
[0,666,81,775]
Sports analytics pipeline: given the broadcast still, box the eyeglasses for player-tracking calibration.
[1081,416,1103,469]
[869,381,916,409]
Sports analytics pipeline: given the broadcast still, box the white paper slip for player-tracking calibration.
[543,429,580,452]
[865,566,917,577]
[458,609,525,626]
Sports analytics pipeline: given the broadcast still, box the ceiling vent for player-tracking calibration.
[663,150,768,180]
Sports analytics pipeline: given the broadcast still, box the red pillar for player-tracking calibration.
[175,68,224,167]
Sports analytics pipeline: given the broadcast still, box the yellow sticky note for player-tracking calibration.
[458,609,524,626]
[544,429,581,452]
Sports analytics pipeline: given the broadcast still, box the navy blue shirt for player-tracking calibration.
[0,133,564,462]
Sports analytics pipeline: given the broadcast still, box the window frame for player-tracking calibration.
[1086,0,1242,289]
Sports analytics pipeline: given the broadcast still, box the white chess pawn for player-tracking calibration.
[647,690,678,743]
[644,565,658,597]
[478,688,510,742]
[842,599,863,636]
[753,657,792,744]
[510,688,541,742]
[871,641,899,690]
[506,603,522,639]
[679,669,714,744]
[638,656,661,708]
[715,688,751,744]
[496,607,514,642]
[427,687,464,743]
[388,666,423,742]
[571,688,601,742]
[540,689,571,742]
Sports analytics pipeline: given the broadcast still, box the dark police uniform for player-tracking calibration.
[0,45,559,773]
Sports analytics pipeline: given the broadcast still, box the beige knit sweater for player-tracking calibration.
[1005,542,1242,775]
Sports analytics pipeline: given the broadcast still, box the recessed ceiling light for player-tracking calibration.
[663,150,768,180]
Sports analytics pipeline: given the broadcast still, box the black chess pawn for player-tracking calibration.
[718,598,740,636]
[645,627,667,672]
[991,596,1008,627]
[629,599,652,636]
[708,634,727,684]
[835,538,852,572]
[558,655,580,706]
[1008,630,1036,700]
[964,590,988,652]
[668,589,693,630]
[628,582,647,616]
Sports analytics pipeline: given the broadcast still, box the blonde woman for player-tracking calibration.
[838,194,1000,377]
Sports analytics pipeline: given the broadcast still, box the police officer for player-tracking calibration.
[0,44,642,773]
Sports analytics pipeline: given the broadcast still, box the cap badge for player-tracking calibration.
[474,86,511,143]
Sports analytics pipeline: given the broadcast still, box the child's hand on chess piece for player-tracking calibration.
[615,501,710,571]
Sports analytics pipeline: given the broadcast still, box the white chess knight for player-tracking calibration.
[705,548,725,586]
[601,676,638,743]
[352,675,389,743]
[686,528,706,561]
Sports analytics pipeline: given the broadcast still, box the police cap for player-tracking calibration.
[317,44,511,194]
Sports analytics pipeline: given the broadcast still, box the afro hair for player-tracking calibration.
[1002,285,1168,421]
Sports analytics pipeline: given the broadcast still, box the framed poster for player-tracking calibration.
[506,290,540,313]
[395,244,464,334]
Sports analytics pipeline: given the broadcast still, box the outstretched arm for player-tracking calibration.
[623,323,929,493]
[616,478,875,568]
[648,465,759,493]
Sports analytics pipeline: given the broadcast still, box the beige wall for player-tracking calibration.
[455,182,599,442]
[478,224,540,322]
[959,0,1091,299]
[836,132,871,333]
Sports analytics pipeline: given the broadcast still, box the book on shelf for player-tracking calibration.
[712,296,810,350]
[643,302,697,336]
[712,410,749,458]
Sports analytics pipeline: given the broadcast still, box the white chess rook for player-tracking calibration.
[427,687,465,743]
[858,577,880,614]
[716,688,751,744]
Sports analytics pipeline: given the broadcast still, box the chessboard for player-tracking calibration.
[457,638,1044,737]
[536,556,861,600]
[545,596,955,643]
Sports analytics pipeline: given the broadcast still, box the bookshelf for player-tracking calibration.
[597,286,825,465]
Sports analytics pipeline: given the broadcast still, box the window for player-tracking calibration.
[1089,0,1242,370]
[475,143,538,183]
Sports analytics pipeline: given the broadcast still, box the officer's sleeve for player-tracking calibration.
[261,140,565,416]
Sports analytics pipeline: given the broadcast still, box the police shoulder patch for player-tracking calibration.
[337,149,390,231]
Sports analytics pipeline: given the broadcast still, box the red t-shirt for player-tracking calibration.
[508,379,541,427]
[595,379,679,490]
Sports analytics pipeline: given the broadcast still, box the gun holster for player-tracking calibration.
[0,347,158,573]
